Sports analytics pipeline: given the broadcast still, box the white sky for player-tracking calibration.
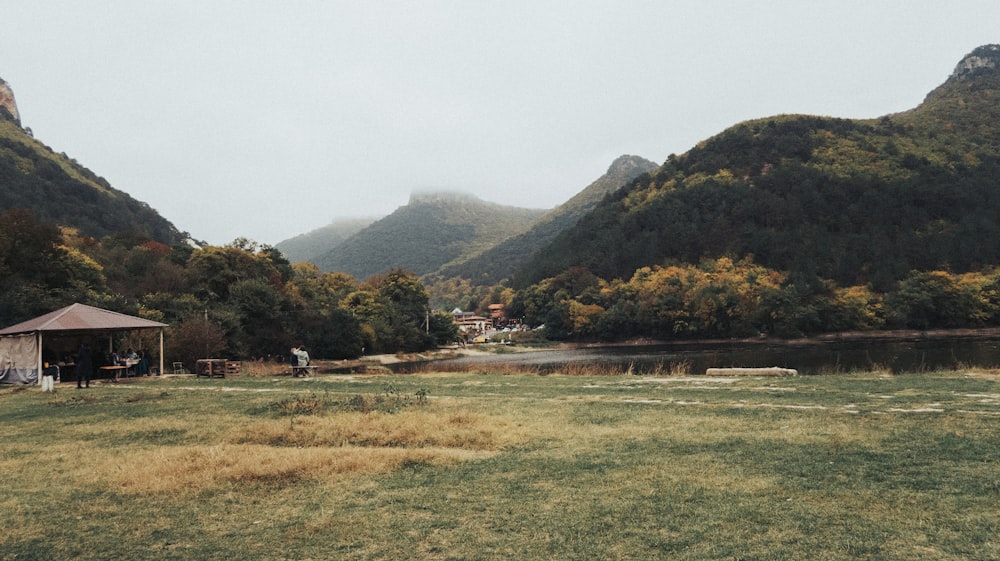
[2,1,998,245]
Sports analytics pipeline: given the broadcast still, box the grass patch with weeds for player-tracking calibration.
[2,369,1000,559]
[272,383,430,416]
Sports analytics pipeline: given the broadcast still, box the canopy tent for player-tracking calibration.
[0,303,167,384]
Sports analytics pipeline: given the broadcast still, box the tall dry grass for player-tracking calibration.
[89,405,530,496]
[232,409,526,450]
[103,444,493,495]
[241,360,292,377]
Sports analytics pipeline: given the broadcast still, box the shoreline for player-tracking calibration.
[572,327,1000,350]
[324,327,1000,371]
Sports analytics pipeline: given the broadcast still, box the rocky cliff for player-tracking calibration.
[0,77,20,124]
[949,44,1000,81]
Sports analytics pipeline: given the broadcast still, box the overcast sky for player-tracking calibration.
[3,1,998,246]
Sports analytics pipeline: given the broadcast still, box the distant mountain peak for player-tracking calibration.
[949,44,1000,82]
[0,76,20,124]
[607,154,656,177]
[408,191,485,206]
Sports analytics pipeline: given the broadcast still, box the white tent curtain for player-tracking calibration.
[0,333,39,384]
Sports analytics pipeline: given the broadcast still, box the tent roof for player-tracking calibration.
[0,303,167,335]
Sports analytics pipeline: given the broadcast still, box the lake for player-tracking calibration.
[431,334,1000,375]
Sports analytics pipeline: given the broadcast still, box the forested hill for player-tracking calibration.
[0,90,185,244]
[275,217,377,264]
[434,155,657,286]
[516,45,1000,291]
[313,192,546,280]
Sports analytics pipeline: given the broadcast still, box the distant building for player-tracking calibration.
[451,309,493,338]
[488,304,506,322]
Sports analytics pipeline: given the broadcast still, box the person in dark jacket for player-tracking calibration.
[76,343,93,388]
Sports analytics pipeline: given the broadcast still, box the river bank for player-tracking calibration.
[316,327,1000,375]
[574,327,1000,349]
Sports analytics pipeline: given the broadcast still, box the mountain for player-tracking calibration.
[275,217,378,263]
[516,45,1000,291]
[435,155,657,285]
[313,192,546,280]
[0,78,185,244]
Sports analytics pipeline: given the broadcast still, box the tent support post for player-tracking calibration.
[159,328,164,377]
[35,332,43,385]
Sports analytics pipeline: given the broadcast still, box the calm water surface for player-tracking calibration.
[432,337,1000,375]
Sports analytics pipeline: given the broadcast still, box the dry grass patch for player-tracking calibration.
[99,406,534,496]
[103,444,493,496]
[232,408,528,450]
[241,361,293,377]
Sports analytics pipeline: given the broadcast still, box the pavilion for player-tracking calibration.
[0,303,167,384]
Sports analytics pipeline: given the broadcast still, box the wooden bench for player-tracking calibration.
[291,365,318,377]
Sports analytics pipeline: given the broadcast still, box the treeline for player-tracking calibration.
[0,210,458,369]
[5,206,999,362]
[508,257,1000,341]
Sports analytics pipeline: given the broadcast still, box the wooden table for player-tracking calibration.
[99,365,128,381]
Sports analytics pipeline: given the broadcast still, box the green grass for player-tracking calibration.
[2,370,999,560]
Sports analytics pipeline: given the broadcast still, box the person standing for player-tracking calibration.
[41,362,58,392]
[76,343,93,388]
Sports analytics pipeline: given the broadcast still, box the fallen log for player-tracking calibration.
[705,367,797,376]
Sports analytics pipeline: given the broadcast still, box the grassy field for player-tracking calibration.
[2,368,999,560]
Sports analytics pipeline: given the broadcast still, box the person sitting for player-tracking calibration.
[290,346,310,376]
[136,350,150,376]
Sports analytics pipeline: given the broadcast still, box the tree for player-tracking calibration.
[226,278,288,356]
[166,317,228,371]
[885,271,977,329]
[428,310,460,346]
[0,209,107,323]
[370,269,434,352]
[302,307,364,359]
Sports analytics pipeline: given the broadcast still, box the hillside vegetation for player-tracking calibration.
[0,112,183,244]
[517,45,1000,293]
[275,217,377,264]
[313,192,545,280]
[435,155,657,286]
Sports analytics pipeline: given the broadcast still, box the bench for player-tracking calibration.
[290,365,319,377]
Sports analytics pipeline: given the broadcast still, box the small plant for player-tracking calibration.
[274,391,332,416]
[271,385,430,417]
[669,360,692,376]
